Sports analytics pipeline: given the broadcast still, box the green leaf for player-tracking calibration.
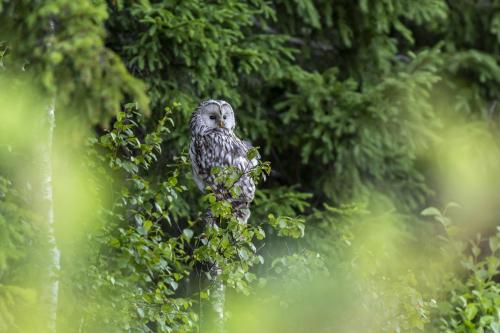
[464,304,478,321]
[489,236,500,253]
[421,207,441,217]
[144,220,153,232]
[136,307,145,319]
[183,228,194,241]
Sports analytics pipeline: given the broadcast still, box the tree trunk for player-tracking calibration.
[202,218,225,333]
[210,264,225,333]
[39,100,60,333]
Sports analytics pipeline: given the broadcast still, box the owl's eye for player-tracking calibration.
[223,115,227,120]
[209,115,216,120]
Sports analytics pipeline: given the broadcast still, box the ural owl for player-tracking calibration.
[189,99,257,223]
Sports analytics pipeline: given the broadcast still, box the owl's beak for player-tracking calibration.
[218,121,225,128]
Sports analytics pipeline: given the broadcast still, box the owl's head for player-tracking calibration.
[190,99,236,135]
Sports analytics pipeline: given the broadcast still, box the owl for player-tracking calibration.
[189,99,257,223]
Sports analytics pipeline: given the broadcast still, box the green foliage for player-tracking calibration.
[1,0,500,332]
[273,49,442,207]
[422,207,500,333]
[267,214,305,238]
[269,250,329,288]
[105,0,292,119]
[0,177,40,332]
[99,0,500,212]
[53,104,302,332]
[58,104,195,332]
[0,0,148,120]
[435,233,500,333]
[304,201,435,332]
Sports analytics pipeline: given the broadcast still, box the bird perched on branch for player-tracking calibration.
[189,99,257,223]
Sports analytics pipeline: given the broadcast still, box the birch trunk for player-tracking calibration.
[210,264,225,333]
[38,18,61,333]
[39,100,60,333]
[203,218,225,333]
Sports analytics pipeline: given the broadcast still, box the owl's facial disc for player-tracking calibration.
[200,102,220,129]
[219,102,235,130]
[201,101,235,130]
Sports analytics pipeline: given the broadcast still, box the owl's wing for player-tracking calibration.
[189,140,205,191]
[230,137,258,205]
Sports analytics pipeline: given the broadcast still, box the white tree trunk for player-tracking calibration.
[40,100,60,333]
[204,218,225,333]
[210,264,225,333]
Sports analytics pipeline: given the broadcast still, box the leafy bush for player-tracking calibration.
[0,177,41,332]
[50,103,305,332]
[1,0,500,332]
[423,207,500,333]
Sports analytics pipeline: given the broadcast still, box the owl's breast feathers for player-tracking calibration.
[189,128,257,203]
[191,129,249,173]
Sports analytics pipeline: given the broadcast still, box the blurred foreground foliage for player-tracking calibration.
[1,0,500,332]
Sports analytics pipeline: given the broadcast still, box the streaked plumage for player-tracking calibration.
[189,99,257,222]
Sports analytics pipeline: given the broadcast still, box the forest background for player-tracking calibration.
[1,0,500,332]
